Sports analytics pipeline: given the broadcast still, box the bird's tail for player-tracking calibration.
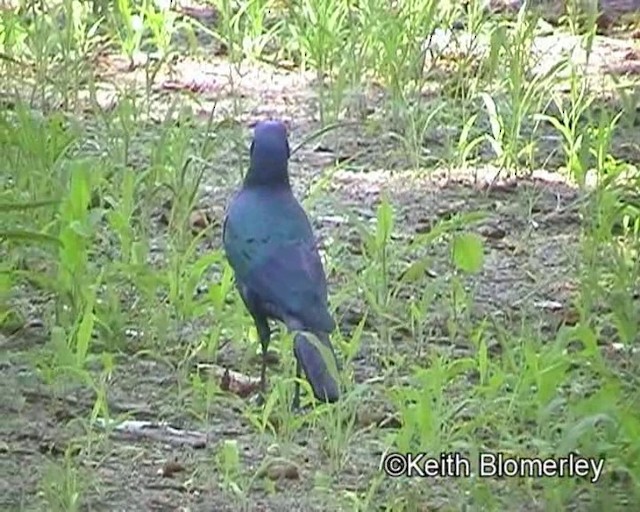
[293,331,340,403]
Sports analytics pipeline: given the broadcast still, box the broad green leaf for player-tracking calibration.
[452,233,484,273]
[400,258,429,284]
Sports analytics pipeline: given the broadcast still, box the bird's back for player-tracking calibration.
[223,185,334,333]
[224,186,313,275]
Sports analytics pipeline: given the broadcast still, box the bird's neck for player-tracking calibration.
[244,164,291,189]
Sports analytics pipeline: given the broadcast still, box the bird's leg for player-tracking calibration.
[255,318,271,395]
[292,359,302,411]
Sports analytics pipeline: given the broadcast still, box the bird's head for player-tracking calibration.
[245,120,291,187]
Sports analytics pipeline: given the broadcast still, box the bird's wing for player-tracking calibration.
[223,188,334,332]
[245,240,335,333]
[222,196,259,281]
[223,188,304,280]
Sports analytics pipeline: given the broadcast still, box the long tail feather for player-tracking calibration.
[293,331,340,403]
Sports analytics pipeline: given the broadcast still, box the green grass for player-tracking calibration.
[2,0,640,510]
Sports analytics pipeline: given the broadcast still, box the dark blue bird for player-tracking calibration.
[222,120,340,407]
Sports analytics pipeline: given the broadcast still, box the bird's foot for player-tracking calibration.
[250,376,271,407]
[254,393,266,407]
[250,388,304,413]
[255,371,267,407]
[250,389,268,408]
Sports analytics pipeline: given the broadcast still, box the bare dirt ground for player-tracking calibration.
[0,174,587,511]
[2,9,640,512]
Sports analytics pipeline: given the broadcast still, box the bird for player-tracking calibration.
[222,120,340,408]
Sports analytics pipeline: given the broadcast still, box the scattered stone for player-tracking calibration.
[258,458,300,481]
